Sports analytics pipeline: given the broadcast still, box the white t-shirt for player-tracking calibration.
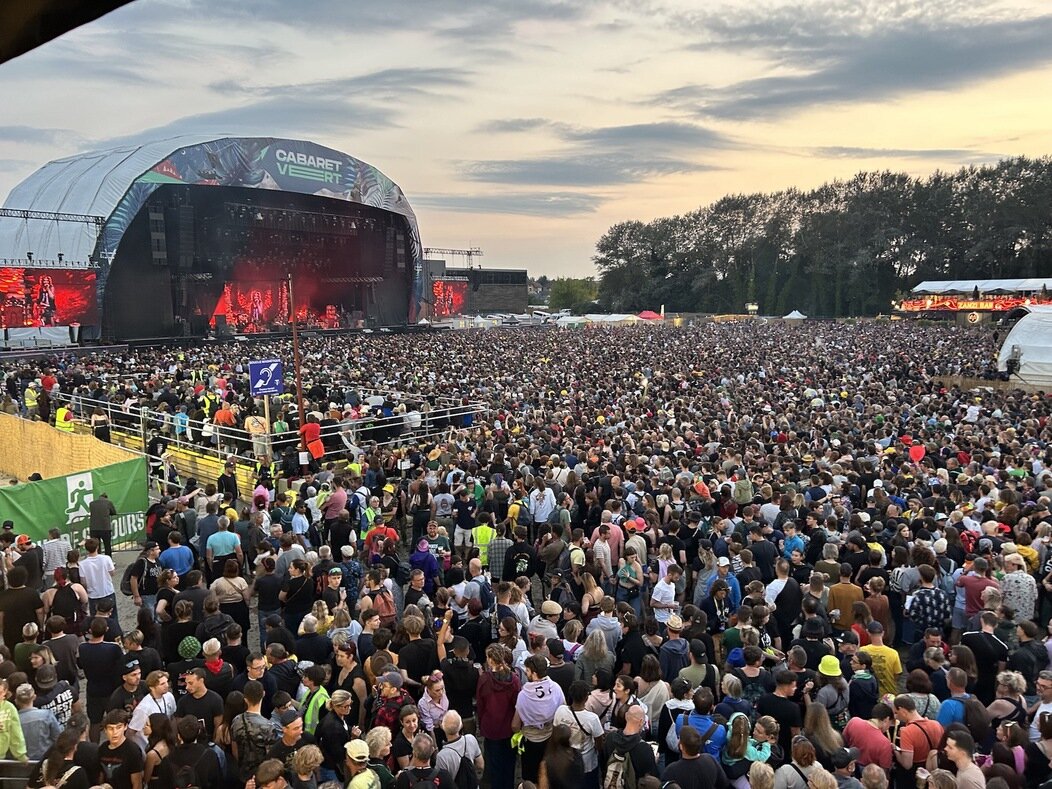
[129,691,176,744]
[436,735,482,780]
[554,705,604,772]
[1031,701,1052,741]
[79,554,115,598]
[651,578,676,624]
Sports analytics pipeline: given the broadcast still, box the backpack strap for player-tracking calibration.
[698,721,719,747]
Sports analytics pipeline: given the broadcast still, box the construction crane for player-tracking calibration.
[0,208,106,227]
[423,246,484,266]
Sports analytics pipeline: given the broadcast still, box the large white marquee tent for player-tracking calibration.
[997,305,1052,387]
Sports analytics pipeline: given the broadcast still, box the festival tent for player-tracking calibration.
[556,315,589,327]
[638,310,662,320]
[997,306,1052,386]
[783,310,807,320]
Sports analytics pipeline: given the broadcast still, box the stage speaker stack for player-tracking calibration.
[148,206,167,266]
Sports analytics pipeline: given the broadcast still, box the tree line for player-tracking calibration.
[591,156,1052,317]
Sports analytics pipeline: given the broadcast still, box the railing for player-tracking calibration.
[46,390,489,489]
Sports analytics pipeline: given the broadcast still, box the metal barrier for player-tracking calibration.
[46,390,489,494]
[0,759,35,786]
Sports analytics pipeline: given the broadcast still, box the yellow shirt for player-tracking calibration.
[860,643,902,697]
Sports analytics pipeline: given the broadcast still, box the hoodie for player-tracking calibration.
[476,669,521,739]
[604,729,658,780]
[516,677,565,741]
[659,637,690,682]
[847,671,878,719]
[586,614,623,652]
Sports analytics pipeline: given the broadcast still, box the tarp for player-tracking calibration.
[783,310,807,320]
[912,279,1052,295]
[0,457,148,543]
[997,306,1052,386]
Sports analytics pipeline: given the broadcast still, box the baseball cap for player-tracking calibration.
[122,659,141,676]
[832,747,861,769]
[279,709,302,727]
[716,556,731,567]
[35,664,57,689]
[143,541,159,551]
[341,545,355,558]
[202,638,222,656]
[380,671,404,689]
[346,739,370,762]
[726,647,746,668]
[328,567,343,576]
[866,620,884,634]
[15,534,30,547]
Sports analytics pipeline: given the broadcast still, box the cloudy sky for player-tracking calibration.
[1,0,1051,277]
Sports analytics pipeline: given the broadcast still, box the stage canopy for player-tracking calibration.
[0,135,428,321]
[783,310,807,320]
[997,306,1052,387]
[912,279,1052,295]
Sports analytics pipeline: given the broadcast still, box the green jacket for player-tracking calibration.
[303,686,330,736]
[0,701,26,761]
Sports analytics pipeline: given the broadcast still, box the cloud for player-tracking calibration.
[808,146,1002,163]
[414,191,604,216]
[478,118,553,134]
[209,67,472,102]
[462,154,712,186]
[92,96,396,149]
[658,2,1052,119]
[0,159,34,174]
[465,119,731,186]
[0,126,74,145]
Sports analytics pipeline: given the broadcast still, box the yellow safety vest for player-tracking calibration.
[24,388,38,409]
[55,406,75,432]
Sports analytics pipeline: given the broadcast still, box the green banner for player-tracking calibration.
[0,457,149,546]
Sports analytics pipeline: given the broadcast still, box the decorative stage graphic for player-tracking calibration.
[431,279,468,318]
[0,268,98,327]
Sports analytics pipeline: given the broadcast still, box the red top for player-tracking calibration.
[300,421,321,444]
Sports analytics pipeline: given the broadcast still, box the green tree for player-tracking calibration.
[548,277,598,312]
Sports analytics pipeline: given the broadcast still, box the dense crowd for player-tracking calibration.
[0,320,1050,789]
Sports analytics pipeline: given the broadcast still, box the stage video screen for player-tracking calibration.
[431,279,468,318]
[0,268,98,327]
[210,278,350,331]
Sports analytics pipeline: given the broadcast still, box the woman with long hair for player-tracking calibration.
[330,640,368,729]
[141,713,177,788]
[538,724,584,789]
[579,572,604,622]
[850,601,874,647]
[586,667,617,729]
[950,645,980,693]
[574,629,614,684]
[774,735,820,789]
[905,670,941,721]
[29,728,84,789]
[476,643,521,789]
[615,547,645,617]
[635,655,670,728]
[316,690,359,783]
[211,558,251,636]
[802,703,843,770]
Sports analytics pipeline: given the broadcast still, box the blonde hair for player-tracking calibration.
[366,726,392,757]
[291,744,324,775]
[750,762,775,789]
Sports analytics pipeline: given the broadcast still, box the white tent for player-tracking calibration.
[997,306,1052,386]
[783,310,807,320]
[556,315,588,327]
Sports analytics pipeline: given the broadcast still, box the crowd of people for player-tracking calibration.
[0,319,1049,789]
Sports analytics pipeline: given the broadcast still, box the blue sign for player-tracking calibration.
[249,359,284,396]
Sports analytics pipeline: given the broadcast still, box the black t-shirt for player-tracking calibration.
[267,733,316,772]
[392,730,415,765]
[78,641,123,697]
[749,539,779,582]
[282,576,314,614]
[255,572,284,611]
[961,630,1009,704]
[400,638,439,684]
[175,689,225,739]
[755,694,802,756]
[440,658,480,719]
[167,743,221,788]
[130,557,161,595]
[0,586,43,647]
[106,684,146,715]
[661,753,730,789]
[97,737,144,789]
[14,547,44,589]
[615,631,651,676]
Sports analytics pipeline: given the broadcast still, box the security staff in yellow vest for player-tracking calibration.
[23,383,39,419]
[54,403,75,432]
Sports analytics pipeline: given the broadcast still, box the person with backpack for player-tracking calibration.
[436,710,483,789]
[602,705,658,788]
[393,733,456,789]
[42,567,88,636]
